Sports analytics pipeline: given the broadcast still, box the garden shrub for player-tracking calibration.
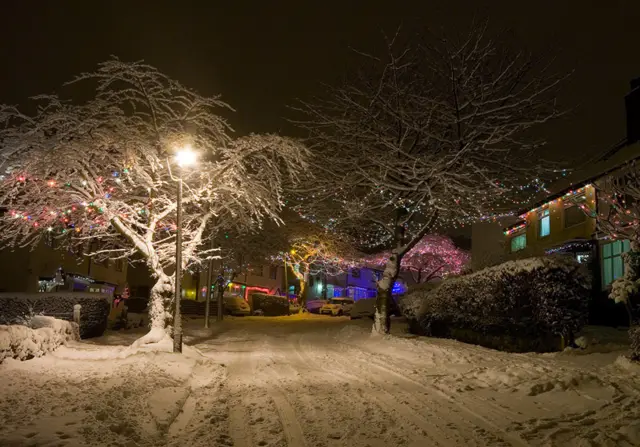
[249,293,289,316]
[407,256,591,352]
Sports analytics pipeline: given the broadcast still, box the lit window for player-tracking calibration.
[576,253,591,264]
[539,209,550,238]
[511,233,526,252]
[602,240,631,288]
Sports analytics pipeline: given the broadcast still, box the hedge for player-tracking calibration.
[0,293,111,339]
[249,293,289,316]
[406,256,591,352]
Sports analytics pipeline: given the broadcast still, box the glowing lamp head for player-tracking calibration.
[175,146,197,167]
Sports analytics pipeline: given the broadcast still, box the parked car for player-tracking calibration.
[306,299,328,314]
[223,295,251,316]
[349,297,401,320]
[320,298,355,316]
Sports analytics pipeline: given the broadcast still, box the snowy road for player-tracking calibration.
[2,315,640,446]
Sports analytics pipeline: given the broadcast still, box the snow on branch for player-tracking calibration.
[0,57,310,330]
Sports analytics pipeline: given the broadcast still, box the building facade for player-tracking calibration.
[0,239,127,295]
[127,260,286,302]
[473,78,640,296]
[306,267,409,301]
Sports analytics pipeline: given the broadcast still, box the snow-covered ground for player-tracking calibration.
[1,315,639,446]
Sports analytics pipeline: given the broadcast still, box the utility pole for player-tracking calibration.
[283,255,289,301]
[173,176,183,353]
[204,239,214,329]
[216,272,225,321]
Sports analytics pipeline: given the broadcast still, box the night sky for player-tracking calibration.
[1,1,639,162]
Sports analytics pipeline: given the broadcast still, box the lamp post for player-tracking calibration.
[173,146,197,353]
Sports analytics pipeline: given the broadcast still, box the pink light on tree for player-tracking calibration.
[368,235,469,284]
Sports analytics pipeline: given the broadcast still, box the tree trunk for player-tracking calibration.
[322,273,328,300]
[204,258,214,328]
[131,273,172,347]
[299,271,309,310]
[149,274,173,330]
[216,273,225,321]
[373,253,401,335]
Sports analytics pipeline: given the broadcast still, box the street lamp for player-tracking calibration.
[173,146,197,353]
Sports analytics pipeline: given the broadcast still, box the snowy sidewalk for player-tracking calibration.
[1,315,639,446]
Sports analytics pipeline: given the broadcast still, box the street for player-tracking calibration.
[1,315,639,446]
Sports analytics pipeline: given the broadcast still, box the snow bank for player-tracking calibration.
[0,316,79,363]
[407,256,591,352]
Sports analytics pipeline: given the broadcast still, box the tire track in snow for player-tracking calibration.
[303,332,528,446]
[224,339,258,447]
[336,339,530,441]
[295,333,465,446]
[262,365,308,447]
[341,338,526,446]
[274,333,398,446]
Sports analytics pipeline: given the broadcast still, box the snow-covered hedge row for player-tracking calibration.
[0,294,110,338]
[407,256,591,352]
[0,316,79,363]
[249,293,289,316]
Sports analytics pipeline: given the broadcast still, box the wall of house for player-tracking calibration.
[162,262,286,301]
[471,220,510,269]
[0,241,128,293]
[308,267,411,300]
[506,185,597,257]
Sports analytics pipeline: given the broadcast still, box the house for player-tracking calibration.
[305,266,409,301]
[472,78,640,306]
[0,239,127,295]
[127,259,286,302]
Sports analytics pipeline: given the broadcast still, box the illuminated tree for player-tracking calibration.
[284,231,360,307]
[0,59,308,345]
[368,235,469,284]
[294,25,564,333]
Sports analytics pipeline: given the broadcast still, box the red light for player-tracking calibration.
[244,286,271,301]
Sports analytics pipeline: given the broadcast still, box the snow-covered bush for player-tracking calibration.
[0,294,110,338]
[248,293,289,316]
[398,282,439,320]
[408,256,591,352]
[0,316,79,363]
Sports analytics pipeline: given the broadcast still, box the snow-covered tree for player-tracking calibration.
[0,59,308,345]
[595,162,640,359]
[294,26,564,333]
[368,235,469,284]
[282,231,360,307]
